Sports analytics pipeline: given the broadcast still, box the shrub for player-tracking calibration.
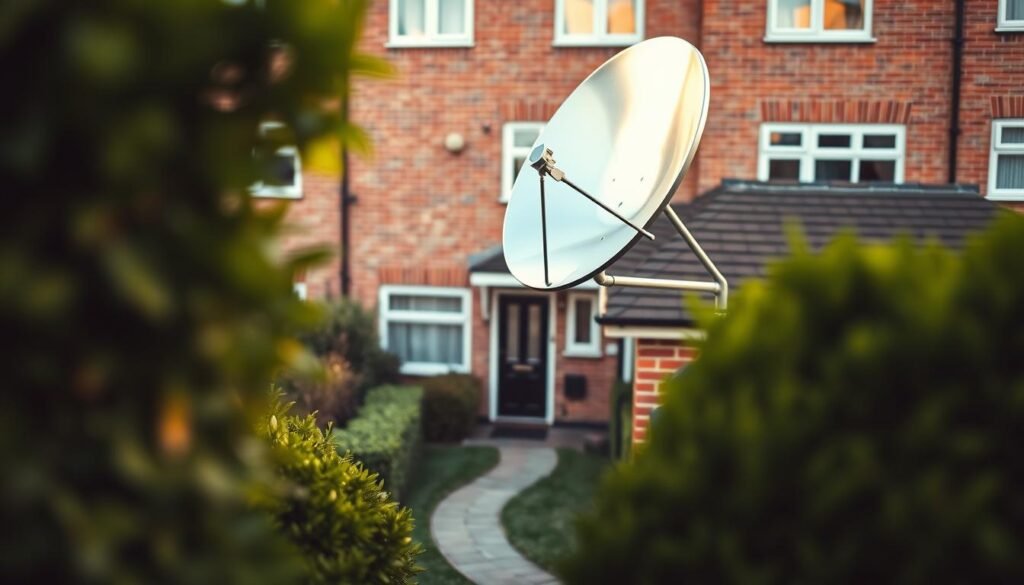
[422,374,482,442]
[260,396,422,584]
[0,1,389,582]
[280,352,360,427]
[298,299,401,393]
[333,386,423,500]
[563,217,1024,585]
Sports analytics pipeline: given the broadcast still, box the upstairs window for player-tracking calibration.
[988,119,1024,200]
[388,0,474,48]
[251,122,302,199]
[998,0,1024,31]
[758,124,904,183]
[555,0,644,46]
[501,122,545,203]
[565,292,601,358]
[766,0,873,42]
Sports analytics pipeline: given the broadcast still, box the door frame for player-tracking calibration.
[488,289,555,425]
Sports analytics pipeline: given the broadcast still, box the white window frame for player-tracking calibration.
[564,292,602,358]
[501,122,545,203]
[293,282,307,301]
[987,119,1024,200]
[387,0,474,48]
[998,0,1024,31]
[251,122,302,199]
[757,123,905,183]
[765,0,874,43]
[554,0,645,47]
[378,285,473,376]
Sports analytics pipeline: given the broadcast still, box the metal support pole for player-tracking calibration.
[663,205,728,310]
[539,172,551,287]
[561,177,656,241]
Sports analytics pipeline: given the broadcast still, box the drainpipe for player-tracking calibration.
[948,0,965,184]
[340,146,352,297]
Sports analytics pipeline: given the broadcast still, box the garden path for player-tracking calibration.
[431,446,559,585]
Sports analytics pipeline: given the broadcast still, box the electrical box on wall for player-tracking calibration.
[564,374,587,401]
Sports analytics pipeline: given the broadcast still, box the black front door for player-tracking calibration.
[497,295,548,418]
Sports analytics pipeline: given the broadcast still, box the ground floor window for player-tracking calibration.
[378,285,472,375]
[988,119,1024,200]
[564,292,601,357]
[758,123,905,184]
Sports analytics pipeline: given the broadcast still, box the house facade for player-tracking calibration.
[261,0,1023,429]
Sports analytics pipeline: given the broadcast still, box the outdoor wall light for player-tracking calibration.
[444,132,465,153]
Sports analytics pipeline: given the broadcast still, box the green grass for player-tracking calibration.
[405,445,500,585]
[501,448,610,573]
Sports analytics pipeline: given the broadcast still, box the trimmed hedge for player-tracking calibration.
[333,385,423,500]
[260,396,421,584]
[422,374,482,442]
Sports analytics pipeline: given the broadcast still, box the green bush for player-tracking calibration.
[333,386,423,501]
[0,1,388,582]
[260,396,421,585]
[563,216,1024,584]
[422,374,482,442]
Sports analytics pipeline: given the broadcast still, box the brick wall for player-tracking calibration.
[957,0,1024,194]
[632,338,696,443]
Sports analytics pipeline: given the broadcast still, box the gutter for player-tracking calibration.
[948,0,965,183]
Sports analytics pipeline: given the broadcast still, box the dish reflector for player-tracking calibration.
[502,36,710,291]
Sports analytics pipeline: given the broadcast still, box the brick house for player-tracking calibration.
[258,1,1023,430]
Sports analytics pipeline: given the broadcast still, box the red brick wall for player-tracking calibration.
[696,0,956,196]
[348,0,702,307]
[256,171,342,300]
[632,338,696,443]
[957,1,1024,194]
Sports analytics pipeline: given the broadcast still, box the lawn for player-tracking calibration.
[501,448,610,573]
[405,445,500,585]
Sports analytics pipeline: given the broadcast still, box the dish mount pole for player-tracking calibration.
[530,144,728,311]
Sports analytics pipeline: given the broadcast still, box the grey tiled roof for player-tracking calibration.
[600,180,1003,327]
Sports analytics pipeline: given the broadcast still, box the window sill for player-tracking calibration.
[553,37,643,48]
[563,349,603,359]
[251,189,302,200]
[385,39,474,49]
[399,362,470,376]
[995,26,1024,33]
[763,35,877,44]
[986,192,1024,202]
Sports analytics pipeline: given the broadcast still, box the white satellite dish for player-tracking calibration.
[502,36,728,309]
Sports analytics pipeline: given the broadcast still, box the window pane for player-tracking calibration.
[864,134,897,149]
[776,0,811,29]
[1001,126,1024,144]
[607,0,636,34]
[397,0,426,36]
[1007,0,1024,20]
[438,0,465,34]
[264,153,296,187]
[815,159,853,181]
[506,304,520,362]
[824,0,865,30]
[513,127,540,148]
[860,160,896,182]
[388,322,462,365]
[390,295,462,312]
[527,305,542,362]
[564,0,594,34]
[770,132,802,146]
[513,156,527,179]
[818,134,852,148]
[768,159,801,180]
[574,298,592,344]
[996,155,1024,190]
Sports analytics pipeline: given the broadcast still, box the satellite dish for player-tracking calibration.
[501,36,728,309]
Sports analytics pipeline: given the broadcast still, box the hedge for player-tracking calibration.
[421,374,482,442]
[333,385,423,501]
[260,396,421,584]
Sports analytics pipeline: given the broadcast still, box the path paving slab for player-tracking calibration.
[431,446,559,585]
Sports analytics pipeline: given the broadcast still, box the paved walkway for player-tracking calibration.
[431,446,560,585]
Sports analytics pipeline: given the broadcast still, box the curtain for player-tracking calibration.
[997,155,1024,190]
[398,0,425,36]
[388,322,463,365]
[777,0,811,29]
[1008,0,1024,21]
[564,0,594,34]
[390,294,461,312]
[607,0,636,34]
[438,0,464,35]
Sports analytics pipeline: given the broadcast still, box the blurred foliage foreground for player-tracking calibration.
[0,1,394,583]
[564,215,1024,584]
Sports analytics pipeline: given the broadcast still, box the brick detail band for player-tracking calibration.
[760,99,913,125]
[378,266,467,287]
[990,96,1024,119]
[500,100,561,123]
